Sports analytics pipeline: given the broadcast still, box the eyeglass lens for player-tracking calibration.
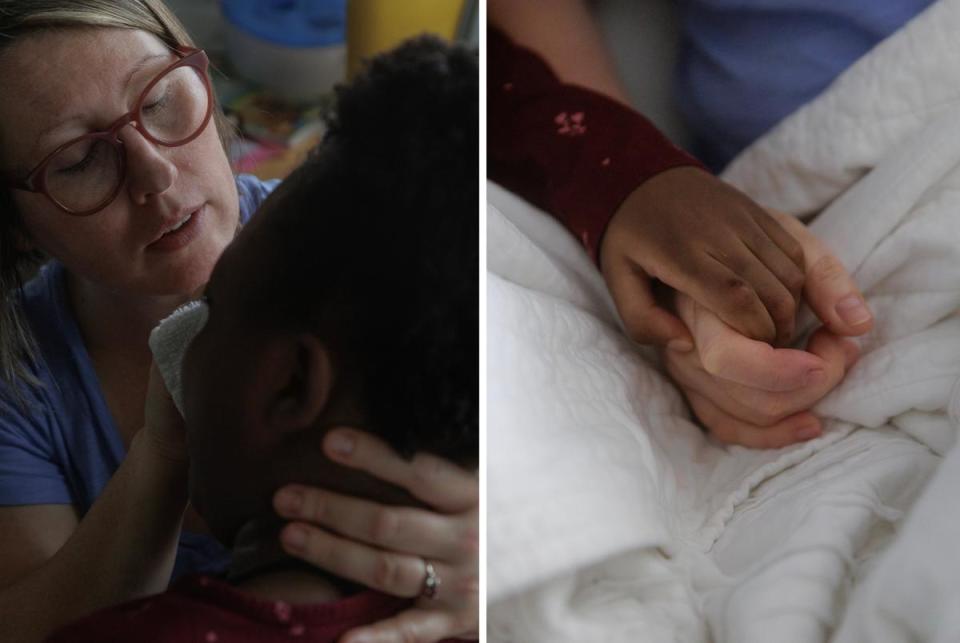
[45,64,209,213]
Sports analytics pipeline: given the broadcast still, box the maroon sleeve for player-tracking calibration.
[487,26,706,264]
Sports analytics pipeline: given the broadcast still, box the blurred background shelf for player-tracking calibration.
[166,0,477,180]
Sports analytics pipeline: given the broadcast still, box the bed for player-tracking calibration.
[488,1,960,640]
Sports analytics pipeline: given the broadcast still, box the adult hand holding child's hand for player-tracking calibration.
[601,167,808,349]
[663,210,875,448]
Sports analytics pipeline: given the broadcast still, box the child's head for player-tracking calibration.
[180,36,478,547]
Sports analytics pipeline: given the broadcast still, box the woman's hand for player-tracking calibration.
[600,167,807,349]
[142,361,189,463]
[662,209,875,448]
[272,429,479,643]
[665,296,859,448]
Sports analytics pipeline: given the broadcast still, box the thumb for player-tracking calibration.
[767,210,873,337]
[804,252,873,336]
[604,261,694,350]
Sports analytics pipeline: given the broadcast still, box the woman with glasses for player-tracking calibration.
[0,2,477,642]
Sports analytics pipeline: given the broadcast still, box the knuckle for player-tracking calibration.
[373,554,403,591]
[411,454,442,488]
[783,266,805,294]
[699,341,728,377]
[767,293,796,324]
[724,278,757,309]
[810,254,846,283]
[301,492,325,523]
[299,527,332,564]
[372,507,401,543]
[787,240,806,268]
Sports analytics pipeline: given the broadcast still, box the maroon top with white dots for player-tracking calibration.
[46,574,465,642]
[488,27,706,264]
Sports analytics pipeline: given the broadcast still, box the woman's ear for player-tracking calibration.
[262,333,334,434]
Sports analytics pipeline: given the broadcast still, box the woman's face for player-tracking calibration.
[0,27,239,297]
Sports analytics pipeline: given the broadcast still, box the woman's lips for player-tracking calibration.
[148,205,205,253]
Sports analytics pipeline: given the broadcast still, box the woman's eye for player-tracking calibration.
[143,90,170,112]
[58,146,101,175]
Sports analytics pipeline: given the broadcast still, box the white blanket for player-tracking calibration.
[488,1,960,640]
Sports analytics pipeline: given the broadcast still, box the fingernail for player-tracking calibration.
[803,369,825,387]
[667,339,694,353]
[282,526,308,552]
[275,489,302,516]
[327,432,355,457]
[836,295,872,326]
[795,424,822,441]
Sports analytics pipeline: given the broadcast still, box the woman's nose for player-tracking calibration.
[118,123,177,205]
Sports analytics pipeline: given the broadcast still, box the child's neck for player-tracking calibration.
[227,513,350,604]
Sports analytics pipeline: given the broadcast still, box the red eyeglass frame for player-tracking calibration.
[1,46,213,216]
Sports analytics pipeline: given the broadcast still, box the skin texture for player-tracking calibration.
[601,167,806,348]
[664,211,874,448]
[488,0,873,447]
[489,0,806,349]
[0,28,239,299]
[0,27,477,643]
[176,183,478,641]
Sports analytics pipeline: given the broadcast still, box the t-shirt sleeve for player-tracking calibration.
[0,384,72,506]
[235,173,282,225]
[487,26,707,264]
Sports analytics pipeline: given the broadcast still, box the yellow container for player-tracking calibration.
[347,0,464,78]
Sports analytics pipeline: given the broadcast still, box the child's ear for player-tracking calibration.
[261,333,334,434]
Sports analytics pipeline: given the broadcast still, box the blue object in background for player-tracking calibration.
[675,0,936,171]
[220,0,346,47]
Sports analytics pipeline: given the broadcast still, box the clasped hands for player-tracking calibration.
[602,168,874,449]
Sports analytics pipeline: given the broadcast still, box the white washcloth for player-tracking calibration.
[147,299,209,415]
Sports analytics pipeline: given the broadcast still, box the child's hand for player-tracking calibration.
[600,166,806,348]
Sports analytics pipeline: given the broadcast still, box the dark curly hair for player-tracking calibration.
[259,36,478,467]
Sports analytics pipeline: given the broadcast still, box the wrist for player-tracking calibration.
[130,428,190,491]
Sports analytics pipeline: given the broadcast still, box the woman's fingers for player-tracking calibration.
[686,389,823,449]
[340,608,473,643]
[664,318,858,429]
[666,347,816,427]
[273,486,476,561]
[321,429,478,513]
[705,328,855,425]
[767,210,874,337]
[278,522,447,598]
[675,293,826,391]
[276,432,480,643]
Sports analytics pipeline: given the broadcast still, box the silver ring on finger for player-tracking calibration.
[421,560,441,600]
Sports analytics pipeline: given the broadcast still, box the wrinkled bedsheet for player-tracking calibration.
[489,1,960,640]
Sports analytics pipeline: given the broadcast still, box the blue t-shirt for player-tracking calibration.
[675,0,935,170]
[0,174,279,582]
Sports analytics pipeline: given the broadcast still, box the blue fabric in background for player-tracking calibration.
[0,174,279,584]
[675,0,936,171]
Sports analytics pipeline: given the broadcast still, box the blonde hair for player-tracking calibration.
[0,0,235,393]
